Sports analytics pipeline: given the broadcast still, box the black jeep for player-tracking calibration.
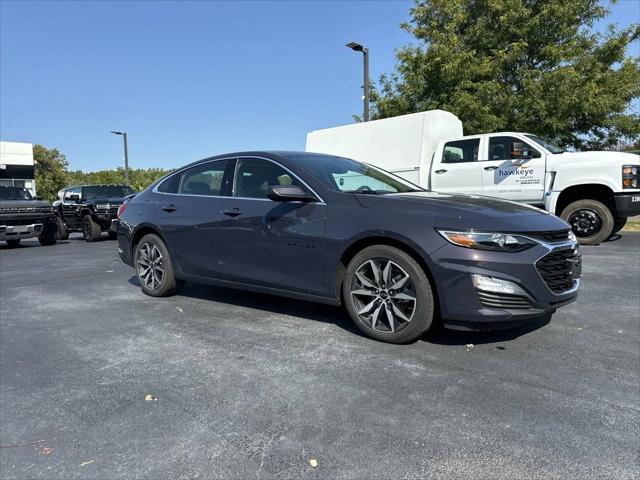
[0,186,59,247]
[54,184,135,242]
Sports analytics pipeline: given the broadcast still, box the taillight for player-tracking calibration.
[117,203,127,218]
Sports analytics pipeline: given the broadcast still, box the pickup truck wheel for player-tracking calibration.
[135,234,184,297]
[108,231,117,240]
[38,221,59,246]
[82,215,101,242]
[57,216,69,240]
[342,245,434,344]
[5,239,21,248]
[612,217,627,235]
[561,199,614,246]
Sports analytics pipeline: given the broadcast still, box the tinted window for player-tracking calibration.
[489,136,541,160]
[157,173,180,194]
[177,160,228,196]
[442,139,479,163]
[234,158,305,199]
[64,187,81,201]
[83,185,134,199]
[0,186,32,200]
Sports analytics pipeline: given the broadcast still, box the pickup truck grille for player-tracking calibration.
[536,248,580,293]
[0,207,53,214]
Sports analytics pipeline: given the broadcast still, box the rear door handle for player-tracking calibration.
[222,208,242,217]
[161,204,176,212]
[434,169,447,174]
[484,166,498,171]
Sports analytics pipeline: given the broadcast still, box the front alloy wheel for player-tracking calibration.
[343,245,434,343]
[350,259,417,334]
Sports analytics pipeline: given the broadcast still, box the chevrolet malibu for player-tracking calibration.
[116,151,581,343]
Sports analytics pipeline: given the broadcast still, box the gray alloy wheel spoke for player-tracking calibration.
[369,260,382,286]
[390,300,411,323]
[351,257,417,334]
[392,292,416,302]
[137,242,164,290]
[356,271,376,289]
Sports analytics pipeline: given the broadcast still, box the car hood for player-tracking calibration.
[0,199,53,209]
[355,191,570,232]
[549,150,639,166]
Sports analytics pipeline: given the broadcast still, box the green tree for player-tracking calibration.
[33,145,69,202]
[372,0,640,149]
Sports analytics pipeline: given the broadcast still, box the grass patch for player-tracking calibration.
[623,216,640,232]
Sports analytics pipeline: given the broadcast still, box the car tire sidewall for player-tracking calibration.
[82,216,101,242]
[38,220,59,246]
[134,234,182,297]
[561,199,614,245]
[57,216,69,240]
[342,245,434,344]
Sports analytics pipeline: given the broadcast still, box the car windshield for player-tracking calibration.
[0,186,33,200]
[287,154,423,194]
[525,134,565,154]
[82,185,134,199]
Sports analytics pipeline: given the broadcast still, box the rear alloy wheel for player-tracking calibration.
[343,245,434,343]
[82,215,102,242]
[561,199,614,246]
[135,233,184,297]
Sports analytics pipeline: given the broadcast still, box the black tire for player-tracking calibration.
[5,239,21,248]
[342,245,434,343]
[38,221,59,246]
[612,217,627,235]
[134,233,184,297]
[108,231,118,240]
[82,215,101,242]
[57,216,69,240]
[560,199,614,246]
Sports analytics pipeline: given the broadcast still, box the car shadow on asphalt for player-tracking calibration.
[128,276,551,346]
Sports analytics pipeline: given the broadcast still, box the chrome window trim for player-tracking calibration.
[152,155,326,204]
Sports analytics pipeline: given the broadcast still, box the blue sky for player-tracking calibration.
[1,0,638,172]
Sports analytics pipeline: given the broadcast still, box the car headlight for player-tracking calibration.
[437,230,537,252]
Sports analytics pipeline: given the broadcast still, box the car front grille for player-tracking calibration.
[0,207,53,214]
[536,248,579,293]
[476,291,534,310]
[519,229,571,243]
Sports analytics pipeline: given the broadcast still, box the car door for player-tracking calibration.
[154,158,233,279]
[481,135,545,203]
[430,137,483,195]
[218,156,327,295]
[61,187,83,229]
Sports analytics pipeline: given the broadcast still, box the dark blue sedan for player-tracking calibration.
[115,151,580,343]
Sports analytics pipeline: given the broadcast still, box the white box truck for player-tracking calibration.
[306,110,640,245]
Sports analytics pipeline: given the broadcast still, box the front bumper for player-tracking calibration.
[0,223,44,241]
[430,239,580,331]
[614,192,640,217]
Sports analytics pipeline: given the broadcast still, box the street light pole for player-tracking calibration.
[110,131,130,186]
[346,42,370,122]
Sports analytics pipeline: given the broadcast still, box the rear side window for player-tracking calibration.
[442,139,479,163]
[158,160,228,196]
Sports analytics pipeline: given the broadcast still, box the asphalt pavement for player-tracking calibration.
[0,232,638,479]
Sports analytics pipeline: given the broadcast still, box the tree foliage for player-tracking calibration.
[33,144,170,202]
[372,0,640,149]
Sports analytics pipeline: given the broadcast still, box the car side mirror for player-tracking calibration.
[267,185,315,202]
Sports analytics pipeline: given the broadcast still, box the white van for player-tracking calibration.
[306,110,640,245]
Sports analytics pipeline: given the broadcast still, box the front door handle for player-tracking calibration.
[484,166,498,171]
[161,204,176,212]
[222,208,242,217]
[434,169,448,174]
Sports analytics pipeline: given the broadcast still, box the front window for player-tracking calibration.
[525,134,565,154]
[234,158,306,199]
[82,185,134,200]
[488,136,541,160]
[285,154,422,194]
[0,186,33,200]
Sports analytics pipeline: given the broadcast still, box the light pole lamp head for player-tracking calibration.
[346,42,366,53]
[110,131,124,136]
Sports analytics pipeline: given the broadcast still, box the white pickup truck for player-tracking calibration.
[306,110,640,245]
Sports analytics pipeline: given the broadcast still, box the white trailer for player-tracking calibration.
[306,110,640,245]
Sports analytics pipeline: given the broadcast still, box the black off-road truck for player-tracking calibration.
[0,186,59,247]
[54,184,135,242]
